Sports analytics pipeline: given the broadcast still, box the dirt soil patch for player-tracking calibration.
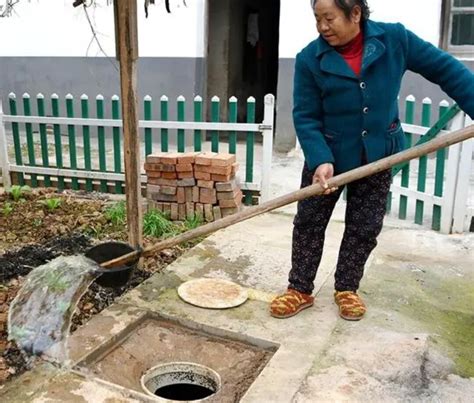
[0,189,192,384]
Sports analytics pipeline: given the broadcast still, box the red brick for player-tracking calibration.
[177,178,196,187]
[231,162,239,175]
[144,162,164,172]
[215,180,237,192]
[186,202,195,219]
[160,164,176,172]
[177,187,186,203]
[197,180,214,189]
[163,203,172,216]
[195,171,211,181]
[194,164,213,174]
[170,203,179,220]
[192,186,200,203]
[177,152,200,164]
[160,185,177,195]
[211,153,236,167]
[176,163,193,172]
[147,178,163,185]
[146,171,162,179]
[195,203,204,219]
[204,204,214,222]
[217,189,241,201]
[200,188,217,204]
[159,153,180,164]
[147,184,161,194]
[213,206,222,221]
[219,194,242,208]
[151,193,177,202]
[146,152,166,164]
[209,165,232,175]
[162,172,178,179]
[147,200,163,212]
[177,171,194,179]
[178,203,186,220]
[151,178,178,186]
[195,152,217,166]
[211,173,234,182]
[221,206,240,217]
[185,187,193,202]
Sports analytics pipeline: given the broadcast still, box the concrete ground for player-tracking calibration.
[0,148,473,402]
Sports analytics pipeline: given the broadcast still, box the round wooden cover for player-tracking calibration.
[177,278,248,309]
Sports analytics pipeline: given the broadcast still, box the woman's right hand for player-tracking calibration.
[312,163,338,195]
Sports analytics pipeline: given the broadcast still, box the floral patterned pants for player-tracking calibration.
[288,164,392,294]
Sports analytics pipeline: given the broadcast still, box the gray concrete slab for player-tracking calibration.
[2,209,472,402]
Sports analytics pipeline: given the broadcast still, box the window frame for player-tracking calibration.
[440,0,474,58]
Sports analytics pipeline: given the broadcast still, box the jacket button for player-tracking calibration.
[361,130,368,137]
[363,107,369,114]
[360,82,366,89]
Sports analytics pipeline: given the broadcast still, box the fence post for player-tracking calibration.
[193,95,203,152]
[261,94,275,203]
[211,96,220,153]
[144,95,153,157]
[432,100,449,231]
[112,95,123,194]
[245,96,256,205]
[440,111,465,234]
[228,96,237,154]
[177,95,186,152]
[66,94,79,190]
[399,95,415,219]
[414,97,431,225]
[51,94,65,191]
[37,93,51,187]
[452,113,473,233]
[160,95,169,152]
[0,97,11,189]
[96,94,107,192]
[9,93,24,185]
[81,94,93,192]
[23,93,38,187]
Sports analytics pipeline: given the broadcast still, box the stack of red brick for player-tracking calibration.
[145,152,242,221]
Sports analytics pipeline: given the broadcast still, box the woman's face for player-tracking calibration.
[314,0,361,47]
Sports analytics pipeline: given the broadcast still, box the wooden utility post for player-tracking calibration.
[113,0,143,249]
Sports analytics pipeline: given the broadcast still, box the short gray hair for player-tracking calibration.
[311,0,371,21]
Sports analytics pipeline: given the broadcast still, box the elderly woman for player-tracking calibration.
[270,0,474,320]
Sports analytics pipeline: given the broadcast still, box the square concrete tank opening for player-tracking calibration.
[85,319,275,402]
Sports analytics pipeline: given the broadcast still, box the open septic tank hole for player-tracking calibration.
[141,362,220,401]
[79,316,276,401]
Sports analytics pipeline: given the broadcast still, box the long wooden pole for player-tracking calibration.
[101,124,474,269]
[114,0,143,249]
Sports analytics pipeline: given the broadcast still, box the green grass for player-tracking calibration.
[143,209,180,238]
[104,201,127,226]
[183,213,204,230]
[7,185,31,202]
[1,202,13,216]
[38,197,62,211]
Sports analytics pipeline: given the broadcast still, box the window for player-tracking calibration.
[441,0,474,57]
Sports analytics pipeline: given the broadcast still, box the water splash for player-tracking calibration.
[8,255,100,365]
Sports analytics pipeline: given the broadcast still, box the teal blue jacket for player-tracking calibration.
[293,20,474,173]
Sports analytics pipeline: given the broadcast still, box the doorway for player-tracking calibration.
[206,0,280,122]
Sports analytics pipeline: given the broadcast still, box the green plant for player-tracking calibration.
[1,202,13,216]
[143,209,179,238]
[183,213,203,230]
[7,185,31,202]
[104,201,127,226]
[33,218,43,227]
[39,197,62,211]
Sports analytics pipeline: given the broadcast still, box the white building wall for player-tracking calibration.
[279,0,443,58]
[0,0,206,58]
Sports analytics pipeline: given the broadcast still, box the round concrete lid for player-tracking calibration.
[177,278,248,309]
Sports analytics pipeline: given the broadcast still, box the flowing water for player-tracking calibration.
[8,255,100,365]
